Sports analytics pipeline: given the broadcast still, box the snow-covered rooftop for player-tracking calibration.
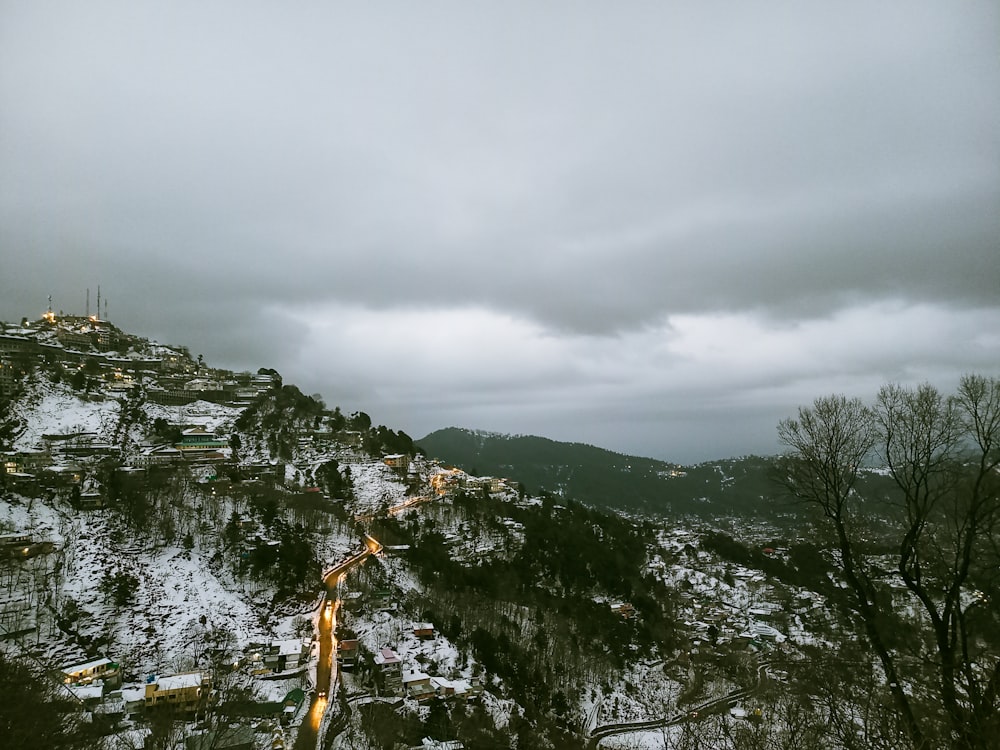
[155,672,206,691]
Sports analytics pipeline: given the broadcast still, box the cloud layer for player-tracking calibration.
[2,2,997,461]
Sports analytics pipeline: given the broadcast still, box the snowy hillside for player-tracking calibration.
[8,372,242,455]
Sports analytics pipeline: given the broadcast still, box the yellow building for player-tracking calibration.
[144,672,211,712]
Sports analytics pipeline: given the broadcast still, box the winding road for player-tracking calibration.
[294,535,382,750]
[586,658,773,747]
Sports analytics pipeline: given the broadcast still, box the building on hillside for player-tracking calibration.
[402,671,435,702]
[60,657,121,688]
[368,589,394,611]
[259,639,307,673]
[340,431,363,447]
[146,387,198,406]
[134,445,183,468]
[0,532,33,550]
[374,648,402,694]
[410,740,465,750]
[428,676,484,703]
[144,672,211,712]
[76,490,105,510]
[3,450,49,474]
[383,454,410,471]
[412,622,435,640]
[280,688,306,725]
[64,682,106,706]
[176,428,230,451]
[746,622,785,642]
[337,639,360,669]
[117,685,148,718]
[610,602,636,619]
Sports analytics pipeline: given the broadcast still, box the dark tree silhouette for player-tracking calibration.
[778,375,1000,749]
[0,651,94,750]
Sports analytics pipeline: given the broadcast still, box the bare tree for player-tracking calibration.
[778,375,1000,749]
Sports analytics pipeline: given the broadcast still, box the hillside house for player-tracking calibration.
[134,445,183,468]
[176,428,229,452]
[281,688,306,725]
[340,430,363,447]
[374,648,402,694]
[368,589,394,611]
[65,682,106,707]
[4,472,40,493]
[411,740,465,750]
[341,591,364,612]
[426,675,484,703]
[239,463,285,484]
[117,685,148,717]
[337,639,360,669]
[748,622,785,642]
[402,670,435,702]
[610,602,636,619]
[0,532,32,550]
[61,657,121,688]
[76,490,105,510]
[383,454,410,470]
[144,672,211,712]
[146,387,198,406]
[3,450,49,474]
[412,622,435,640]
[258,639,307,673]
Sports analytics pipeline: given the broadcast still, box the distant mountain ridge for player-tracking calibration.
[416,427,782,515]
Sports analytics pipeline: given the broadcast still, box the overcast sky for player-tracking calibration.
[2,2,998,463]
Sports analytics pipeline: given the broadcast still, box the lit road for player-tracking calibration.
[294,535,382,750]
[354,496,431,523]
[387,495,430,515]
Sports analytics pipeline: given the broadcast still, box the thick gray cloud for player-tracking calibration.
[2,1,997,462]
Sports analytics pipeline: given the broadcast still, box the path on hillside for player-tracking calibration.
[586,658,772,747]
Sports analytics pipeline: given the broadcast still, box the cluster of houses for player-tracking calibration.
[247,638,310,677]
[58,656,210,717]
[338,621,484,704]
[50,622,477,746]
[57,656,287,750]
[0,313,278,406]
[678,577,789,655]
[0,313,284,502]
[1,424,243,503]
[55,637,311,726]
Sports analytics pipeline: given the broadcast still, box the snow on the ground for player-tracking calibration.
[142,399,243,434]
[599,729,671,749]
[50,511,276,674]
[595,662,683,728]
[346,460,410,515]
[0,491,69,541]
[10,375,243,454]
[11,378,115,450]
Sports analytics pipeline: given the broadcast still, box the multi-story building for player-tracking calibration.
[374,647,402,694]
[144,672,212,712]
